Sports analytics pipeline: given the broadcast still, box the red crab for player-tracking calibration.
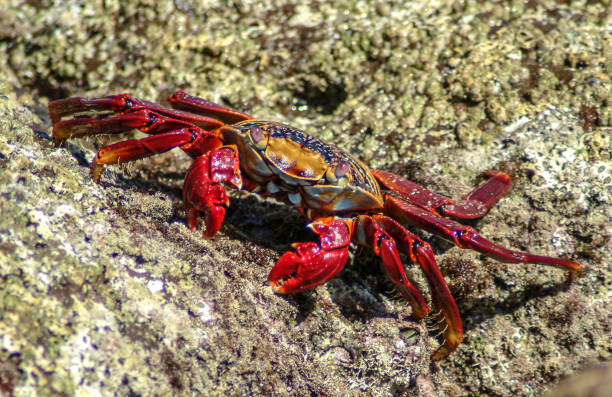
[48,91,581,360]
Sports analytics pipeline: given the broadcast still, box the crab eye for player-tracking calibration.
[335,161,349,178]
[325,160,350,185]
[250,126,262,143]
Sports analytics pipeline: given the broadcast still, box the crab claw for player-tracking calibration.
[184,184,227,238]
[268,242,348,293]
[268,219,352,293]
[183,147,241,238]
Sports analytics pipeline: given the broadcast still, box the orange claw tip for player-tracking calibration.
[562,261,582,282]
[431,342,460,362]
[51,123,71,142]
[430,324,463,361]
[565,261,582,274]
[267,278,289,294]
[528,255,582,273]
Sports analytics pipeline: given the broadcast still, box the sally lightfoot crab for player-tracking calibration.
[48,91,581,360]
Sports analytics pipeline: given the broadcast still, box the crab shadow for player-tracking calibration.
[458,277,575,333]
[55,139,92,169]
[99,170,184,200]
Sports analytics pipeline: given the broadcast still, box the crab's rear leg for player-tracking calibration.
[373,169,511,219]
[370,214,463,361]
[49,94,227,138]
[169,90,253,124]
[353,215,430,319]
[385,196,581,272]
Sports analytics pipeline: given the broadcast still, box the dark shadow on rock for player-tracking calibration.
[103,173,183,199]
[55,141,92,168]
[460,279,575,332]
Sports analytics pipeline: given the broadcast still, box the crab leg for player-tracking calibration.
[52,105,226,181]
[385,196,581,272]
[51,109,199,143]
[89,129,195,181]
[268,218,352,293]
[49,94,238,182]
[49,94,168,123]
[353,215,430,319]
[169,90,253,124]
[373,170,511,219]
[183,146,242,238]
[371,214,463,361]
[49,94,226,132]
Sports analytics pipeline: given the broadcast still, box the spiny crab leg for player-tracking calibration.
[370,214,463,361]
[89,129,195,182]
[373,169,511,219]
[52,109,196,143]
[48,95,141,123]
[385,196,581,272]
[169,90,252,124]
[49,93,225,130]
[354,215,429,318]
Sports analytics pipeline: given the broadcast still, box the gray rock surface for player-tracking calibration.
[0,0,610,395]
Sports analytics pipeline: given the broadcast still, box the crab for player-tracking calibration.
[48,91,581,360]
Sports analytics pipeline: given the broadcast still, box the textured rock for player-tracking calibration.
[0,0,610,395]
